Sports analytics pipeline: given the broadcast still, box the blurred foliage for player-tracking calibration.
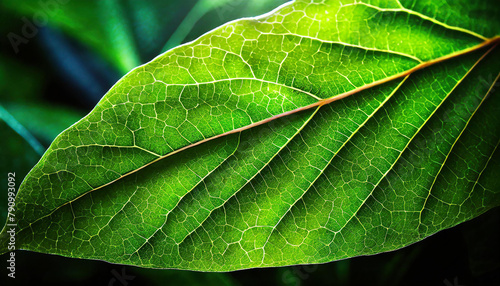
[0,55,43,102]
[0,120,40,225]
[0,0,498,285]
[2,0,288,73]
[3,102,84,146]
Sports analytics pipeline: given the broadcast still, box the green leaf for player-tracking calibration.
[1,0,499,271]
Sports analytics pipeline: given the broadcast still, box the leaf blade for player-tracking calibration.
[1,0,499,271]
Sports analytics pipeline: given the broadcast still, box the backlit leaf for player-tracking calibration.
[1,0,499,271]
